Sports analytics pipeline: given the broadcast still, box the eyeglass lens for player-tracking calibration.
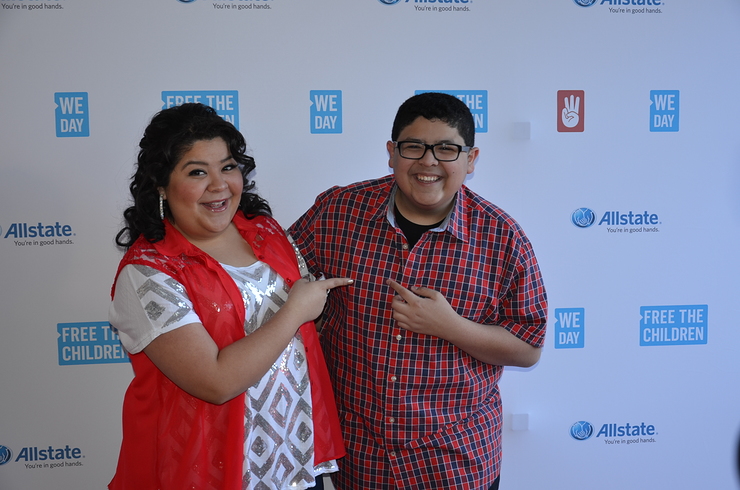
[398,142,461,161]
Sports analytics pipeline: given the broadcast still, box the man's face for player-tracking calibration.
[387,117,477,225]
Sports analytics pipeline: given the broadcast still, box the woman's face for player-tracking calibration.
[159,137,243,244]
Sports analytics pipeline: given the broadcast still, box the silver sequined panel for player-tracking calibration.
[222,262,334,490]
[133,264,193,329]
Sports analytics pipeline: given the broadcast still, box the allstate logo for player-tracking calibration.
[177,0,197,3]
[571,208,596,228]
[378,0,401,4]
[0,445,12,465]
[570,421,594,441]
[573,0,597,6]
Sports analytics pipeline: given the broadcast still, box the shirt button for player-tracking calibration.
[388,417,395,423]
[395,334,403,341]
[390,375,397,382]
[402,243,409,250]
[389,451,397,457]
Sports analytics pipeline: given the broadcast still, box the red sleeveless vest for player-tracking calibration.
[109,213,344,490]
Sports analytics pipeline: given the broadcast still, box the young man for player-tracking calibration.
[289,92,548,490]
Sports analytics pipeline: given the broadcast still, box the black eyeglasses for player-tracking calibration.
[394,141,472,162]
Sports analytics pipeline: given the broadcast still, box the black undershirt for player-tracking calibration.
[394,204,445,249]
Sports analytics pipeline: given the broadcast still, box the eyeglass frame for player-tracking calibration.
[393,140,473,162]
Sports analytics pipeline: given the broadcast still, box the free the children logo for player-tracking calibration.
[57,322,129,365]
[161,91,239,129]
[639,305,707,346]
[417,90,487,132]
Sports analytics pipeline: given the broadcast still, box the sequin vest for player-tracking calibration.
[108,212,344,490]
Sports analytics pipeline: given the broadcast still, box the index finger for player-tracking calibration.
[323,277,354,290]
[386,279,415,301]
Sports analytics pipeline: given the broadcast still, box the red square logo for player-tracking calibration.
[558,90,584,132]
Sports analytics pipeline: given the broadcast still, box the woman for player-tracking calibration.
[109,103,350,490]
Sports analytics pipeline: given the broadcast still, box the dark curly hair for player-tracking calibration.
[115,103,271,248]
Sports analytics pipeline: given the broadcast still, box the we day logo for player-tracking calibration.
[310,90,342,134]
[554,307,585,349]
[55,92,89,137]
[650,90,679,132]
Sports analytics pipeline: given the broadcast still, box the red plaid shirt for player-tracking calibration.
[289,176,547,489]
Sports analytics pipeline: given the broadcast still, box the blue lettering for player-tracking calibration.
[162,91,239,129]
[3,222,74,239]
[601,0,661,4]
[4,223,17,238]
[14,446,83,462]
[596,423,656,438]
[417,90,486,132]
[15,447,30,461]
[58,322,130,365]
[640,305,708,346]
[598,211,659,226]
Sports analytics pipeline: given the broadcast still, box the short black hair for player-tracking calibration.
[391,92,475,146]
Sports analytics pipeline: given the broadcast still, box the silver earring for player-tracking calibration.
[159,195,165,220]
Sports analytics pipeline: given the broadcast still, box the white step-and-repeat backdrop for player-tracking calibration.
[1,0,739,488]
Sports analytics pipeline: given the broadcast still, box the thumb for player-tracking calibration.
[409,285,434,299]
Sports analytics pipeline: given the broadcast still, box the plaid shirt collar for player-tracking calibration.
[371,177,471,244]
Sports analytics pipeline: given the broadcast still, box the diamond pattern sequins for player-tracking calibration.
[220,262,324,490]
